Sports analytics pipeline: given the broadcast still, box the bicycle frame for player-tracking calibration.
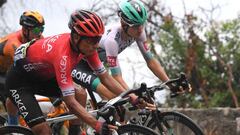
[45,110,97,125]
[19,96,68,127]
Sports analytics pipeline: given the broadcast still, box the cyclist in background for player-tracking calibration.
[0,10,45,125]
[4,10,132,135]
[72,0,170,99]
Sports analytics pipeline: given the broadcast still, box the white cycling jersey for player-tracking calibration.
[98,24,153,75]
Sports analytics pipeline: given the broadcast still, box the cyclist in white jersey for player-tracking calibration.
[72,0,170,100]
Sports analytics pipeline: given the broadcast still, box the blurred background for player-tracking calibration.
[1,0,240,134]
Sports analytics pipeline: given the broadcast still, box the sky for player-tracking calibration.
[50,0,240,36]
[164,0,240,21]
[2,0,240,37]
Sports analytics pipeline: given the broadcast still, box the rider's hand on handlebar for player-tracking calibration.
[167,82,192,94]
[129,94,155,110]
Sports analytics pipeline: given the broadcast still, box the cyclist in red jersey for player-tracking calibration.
[0,10,45,125]
[5,10,128,135]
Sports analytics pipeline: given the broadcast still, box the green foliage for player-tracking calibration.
[154,15,240,108]
[157,21,187,77]
[165,94,204,108]
[208,91,237,107]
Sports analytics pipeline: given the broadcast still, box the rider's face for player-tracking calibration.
[23,26,44,41]
[77,36,101,55]
[127,25,144,38]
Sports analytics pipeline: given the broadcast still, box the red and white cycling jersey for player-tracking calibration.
[98,24,152,75]
[14,33,105,96]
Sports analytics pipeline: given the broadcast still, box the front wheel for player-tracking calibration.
[117,124,159,135]
[147,111,204,135]
[0,125,34,135]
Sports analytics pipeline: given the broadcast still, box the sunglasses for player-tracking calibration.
[31,26,44,35]
[81,36,102,45]
[121,18,145,29]
[119,13,143,27]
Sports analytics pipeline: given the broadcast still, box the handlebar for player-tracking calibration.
[97,73,190,123]
[147,72,190,98]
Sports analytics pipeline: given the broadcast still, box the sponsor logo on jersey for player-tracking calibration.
[71,69,92,84]
[60,56,67,84]
[107,56,117,67]
[10,89,28,118]
[42,35,61,53]
[23,62,45,72]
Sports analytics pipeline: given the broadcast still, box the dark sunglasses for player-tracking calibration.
[81,36,102,45]
[31,26,44,35]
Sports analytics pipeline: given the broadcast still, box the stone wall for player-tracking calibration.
[161,108,240,135]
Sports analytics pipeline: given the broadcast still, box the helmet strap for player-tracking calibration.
[22,27,31,42]
[122,24,132,37]
[70,32,81,53]
[121,21,132,37]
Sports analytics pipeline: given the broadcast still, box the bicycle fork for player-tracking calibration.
[153,110,174,135]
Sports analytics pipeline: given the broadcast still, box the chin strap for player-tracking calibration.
[70,32,81,54]
[23,29,31,42]
[122,23,134,38]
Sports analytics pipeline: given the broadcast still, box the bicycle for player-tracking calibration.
[129,73,204,135]
[87,73,204,135]
[0,86,160,135]
[0,95,69,135]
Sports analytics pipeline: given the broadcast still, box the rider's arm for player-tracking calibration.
[54,54,100,129]
[98,71,125,95]
[86,51,126,95]
[112,73,129,90]
[108,58,129,90]
[63,95,98,128]
[104,39,130,90]
[136,32,169,82]
[146,57,169,82]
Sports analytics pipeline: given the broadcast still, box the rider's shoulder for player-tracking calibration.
[0,30,22,48]
[104,24,121,34]
[1,30,21,42]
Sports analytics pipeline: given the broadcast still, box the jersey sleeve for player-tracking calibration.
[103,38,122,75]
[54,55,75,97]
[86,51,106,75]
[136,31,153,61]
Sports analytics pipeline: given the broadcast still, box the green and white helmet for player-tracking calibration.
[118,0,148,26]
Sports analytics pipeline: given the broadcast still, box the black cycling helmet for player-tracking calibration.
[20,10,45,28]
